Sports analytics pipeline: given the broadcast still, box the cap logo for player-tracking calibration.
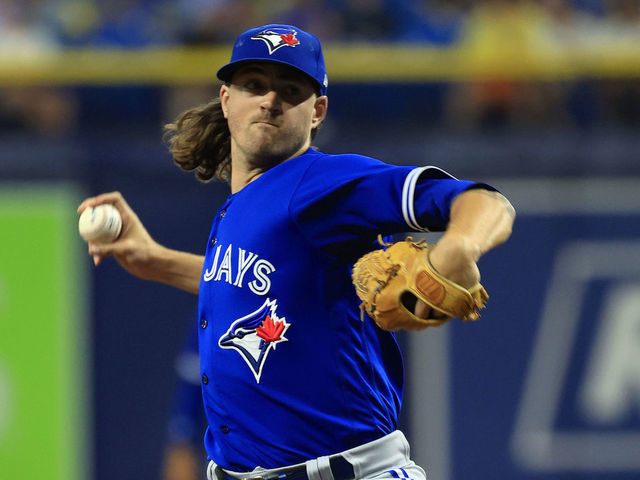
[251,28,300,55]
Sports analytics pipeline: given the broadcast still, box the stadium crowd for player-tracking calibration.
[0,0,638,49]
[0,0,639,137]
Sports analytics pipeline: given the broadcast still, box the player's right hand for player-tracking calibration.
[77,191,161,279]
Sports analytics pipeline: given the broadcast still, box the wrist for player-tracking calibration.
[436,231,481,263]
[429,233,481,288]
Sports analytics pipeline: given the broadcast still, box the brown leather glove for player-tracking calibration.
[352,237,489,331]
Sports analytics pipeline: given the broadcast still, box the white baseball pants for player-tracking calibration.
[207,430,427,480]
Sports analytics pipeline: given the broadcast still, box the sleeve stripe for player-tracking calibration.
[402,168,424,231]
[402,166,457,232]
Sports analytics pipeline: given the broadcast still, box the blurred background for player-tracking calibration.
[1,1,639,479]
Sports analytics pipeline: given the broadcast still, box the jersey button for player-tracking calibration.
[219,210,226,218]
[220,425,230,434]
[200,318,208,329]
[202,374,209,385]
[210,237,217,247]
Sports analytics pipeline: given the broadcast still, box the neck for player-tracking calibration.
[229,142,311,194]
[229,164,267,193]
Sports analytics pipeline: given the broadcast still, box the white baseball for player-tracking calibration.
[78,204,123,243]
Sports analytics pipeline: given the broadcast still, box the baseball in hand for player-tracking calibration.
[78,204,123,243]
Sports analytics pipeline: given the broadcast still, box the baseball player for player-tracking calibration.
[78,24,515,480]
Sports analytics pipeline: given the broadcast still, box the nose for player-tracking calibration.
[260,89,282,114]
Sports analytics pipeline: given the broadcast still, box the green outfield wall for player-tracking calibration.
[0,185,89,480]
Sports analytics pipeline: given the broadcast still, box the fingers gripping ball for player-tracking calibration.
[78,204,122,243]
[352,237,489,332]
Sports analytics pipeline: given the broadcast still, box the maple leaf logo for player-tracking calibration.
[256,315,286,342]
[280,33,299,46]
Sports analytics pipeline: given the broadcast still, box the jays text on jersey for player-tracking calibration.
[197,147,483,470]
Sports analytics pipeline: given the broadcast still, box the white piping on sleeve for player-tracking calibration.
[401,166,456,232]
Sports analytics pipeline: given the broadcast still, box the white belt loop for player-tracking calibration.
[306,456,334,480]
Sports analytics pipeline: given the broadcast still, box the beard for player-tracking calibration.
[234,120,310,167]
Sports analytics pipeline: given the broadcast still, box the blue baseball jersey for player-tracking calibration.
[198,148,484,470]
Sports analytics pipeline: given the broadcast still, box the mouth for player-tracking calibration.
[253,120,279,128]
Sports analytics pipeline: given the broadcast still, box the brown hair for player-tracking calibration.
[163,98,231,183]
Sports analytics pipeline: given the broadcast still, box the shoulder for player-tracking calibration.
[300,149,395,177]
[307,149,384,165]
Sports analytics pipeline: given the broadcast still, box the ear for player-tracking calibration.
[219,84,230,119]
[311,95,328,129]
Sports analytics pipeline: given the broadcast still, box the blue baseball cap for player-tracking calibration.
[216,24,328,96]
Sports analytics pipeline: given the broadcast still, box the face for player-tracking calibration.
[220,62,328,168]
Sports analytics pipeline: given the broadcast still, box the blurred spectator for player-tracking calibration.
[271,0,343,42]
[0,87,78,137]
[86,0,176,47]
[605,0,640,26]
[444,1,545,130]
[332,0,396,42]
[0,0,60,53]
[176,0,267,44]
[388,0,470,44]
[40,0,101,46]
[43,0,182,46]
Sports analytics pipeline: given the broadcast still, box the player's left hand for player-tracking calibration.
[414,232,480,319]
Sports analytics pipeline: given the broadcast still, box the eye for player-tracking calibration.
[282,84,301,96]
[279,83,309,103]
[244,80,263,91]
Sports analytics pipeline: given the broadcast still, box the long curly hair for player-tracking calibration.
[163,98,231,183]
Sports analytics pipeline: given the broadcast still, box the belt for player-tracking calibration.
[222,456,355,480]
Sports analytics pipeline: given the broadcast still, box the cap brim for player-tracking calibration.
[216,58,323,94]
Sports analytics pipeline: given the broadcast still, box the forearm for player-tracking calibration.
[445,188,515,258]
[147,245,204,294]
[429,188,515,287]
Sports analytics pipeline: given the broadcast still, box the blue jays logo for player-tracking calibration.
[218,299,290,383]
[251,28,300,55]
